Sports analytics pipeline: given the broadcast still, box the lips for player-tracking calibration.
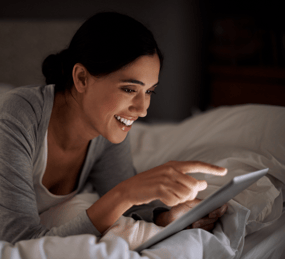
[114,115,135,126]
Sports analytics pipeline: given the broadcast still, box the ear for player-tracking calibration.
[72,63,88,93]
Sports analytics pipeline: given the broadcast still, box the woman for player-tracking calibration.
[0,12,227,245]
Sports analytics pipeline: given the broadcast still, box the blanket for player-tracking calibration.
[1,104,284,258]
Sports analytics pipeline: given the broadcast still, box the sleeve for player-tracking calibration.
[87,133,170,223]
[0,104,100,244]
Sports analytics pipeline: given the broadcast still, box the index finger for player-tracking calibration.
[171,161,227,176]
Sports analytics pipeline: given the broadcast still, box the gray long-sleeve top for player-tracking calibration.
[0,84,167,244]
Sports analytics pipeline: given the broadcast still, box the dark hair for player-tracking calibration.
[42,12,163,92]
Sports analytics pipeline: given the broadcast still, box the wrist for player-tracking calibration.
[115,181,134,208]
[86,185,133,234]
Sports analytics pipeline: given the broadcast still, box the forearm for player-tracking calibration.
[86,185,132,234]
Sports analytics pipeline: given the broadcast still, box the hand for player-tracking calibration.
[155,198,228,232]
[118,161,227,207]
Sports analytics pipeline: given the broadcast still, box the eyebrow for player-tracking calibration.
[120,79,159,87]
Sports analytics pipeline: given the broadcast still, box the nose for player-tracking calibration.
[129,92,149,117]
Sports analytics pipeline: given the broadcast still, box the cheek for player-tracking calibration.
[104,97,122,114]
[100,94,128,117]
[87,93,116,114]
[106,101,119,113]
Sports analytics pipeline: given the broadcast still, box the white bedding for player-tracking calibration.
[130,104,285,235]
[1,104,285,258]
[241,207,285,259]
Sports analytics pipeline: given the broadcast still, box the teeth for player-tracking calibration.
[115,115,134,126]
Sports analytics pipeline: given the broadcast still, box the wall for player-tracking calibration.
[0,0,205,122]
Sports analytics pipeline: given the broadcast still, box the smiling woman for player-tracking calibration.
[62,54,160,144]
[0,12,227,246]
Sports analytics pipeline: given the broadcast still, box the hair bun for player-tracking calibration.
[42,53,61,84]
[42,49,69,85]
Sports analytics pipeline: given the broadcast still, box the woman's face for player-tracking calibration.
[75,54,160,144]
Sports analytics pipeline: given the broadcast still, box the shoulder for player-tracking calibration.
[0,85,54,133]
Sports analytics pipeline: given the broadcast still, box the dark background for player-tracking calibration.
[1,0,284,122]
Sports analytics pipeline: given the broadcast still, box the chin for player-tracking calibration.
[104,132,127,144]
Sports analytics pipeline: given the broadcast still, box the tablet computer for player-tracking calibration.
[134,168,269,253]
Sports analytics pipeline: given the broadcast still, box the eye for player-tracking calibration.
[146,90,156,95]
[121,88,157,95]
[122,88,136,94]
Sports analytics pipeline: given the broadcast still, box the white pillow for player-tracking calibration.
[130,104,285,234]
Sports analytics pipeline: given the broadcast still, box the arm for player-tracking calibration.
[86,133,170,234]
[0,93,99,244]
[86,136,227,234]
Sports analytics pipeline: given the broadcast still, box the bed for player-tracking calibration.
[0,84,284,258]
[129,104,285,258]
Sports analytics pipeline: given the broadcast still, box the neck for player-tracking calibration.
[48,90,99,151]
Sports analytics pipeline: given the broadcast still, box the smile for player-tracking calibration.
[114,115,135,127]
